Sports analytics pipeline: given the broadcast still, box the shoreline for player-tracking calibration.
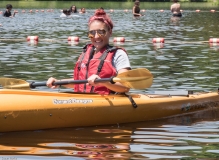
[0,1,218,10]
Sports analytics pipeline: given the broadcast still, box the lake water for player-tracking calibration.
[0,8,219,159]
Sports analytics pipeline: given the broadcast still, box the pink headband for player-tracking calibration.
[89,16,113,30]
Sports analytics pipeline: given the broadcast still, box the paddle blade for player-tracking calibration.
[0,77,30,89]
[114,68,153,89]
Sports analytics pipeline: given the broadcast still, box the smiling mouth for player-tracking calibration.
[95,40,102,43]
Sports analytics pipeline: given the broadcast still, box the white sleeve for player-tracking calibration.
[113,49,131,72]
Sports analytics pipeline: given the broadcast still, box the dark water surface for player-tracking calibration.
[0,9,219,159]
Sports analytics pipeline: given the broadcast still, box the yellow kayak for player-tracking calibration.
[1,89,219,132]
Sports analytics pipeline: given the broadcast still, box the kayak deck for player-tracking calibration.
[1,89,219,132]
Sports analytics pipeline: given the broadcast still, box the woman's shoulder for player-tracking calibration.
[116,48,126,53]
[114,49,127,58]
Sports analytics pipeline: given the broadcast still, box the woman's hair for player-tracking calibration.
[63,9,67,14]
[88,9,113,30]
[6,4,13,9]
[69,5,77,13]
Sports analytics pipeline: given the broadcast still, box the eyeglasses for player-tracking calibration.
[88,29,107,38]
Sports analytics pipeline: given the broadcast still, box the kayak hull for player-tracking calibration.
[1,89,219,132]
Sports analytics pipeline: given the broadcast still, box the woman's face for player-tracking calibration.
[72,6,76,11]
[135,2,140,6]
[88,20,112,52]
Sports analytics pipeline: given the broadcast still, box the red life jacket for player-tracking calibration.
[74,44,124,95]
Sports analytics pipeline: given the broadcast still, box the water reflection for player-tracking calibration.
[170,16,181,24]
[0,109,219,159]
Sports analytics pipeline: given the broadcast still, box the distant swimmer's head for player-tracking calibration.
[70,5,77,13]
[6,4,13,10]
[88,9,113,32]
[135,0,140,5]
[66,9,71,15]
[63,9,67,14]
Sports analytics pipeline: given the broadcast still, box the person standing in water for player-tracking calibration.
[3,4,17,17]
[132,0,142,17]
[79,8,86,14]
[170,0,182,17]
[69,5,77,13]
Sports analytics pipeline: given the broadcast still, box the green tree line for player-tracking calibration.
[2,0,214,2]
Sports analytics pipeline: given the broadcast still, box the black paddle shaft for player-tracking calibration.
[29,77,114,88]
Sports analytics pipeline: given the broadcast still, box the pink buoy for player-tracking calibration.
[110,9,114,13]
[152,38,164,43]
[153,43,164,49]
[142,9,146,12]
[68,41,79,46]
[209,38,219,43]
[113,37,125,42]
[124,9,128,12]
[210,10,215,12]
[160,10,164,12]
[209,43,219,47]
[196,10,200,12]
[68,36,79,42]
[28,40,38,46]
[27,36,39,41]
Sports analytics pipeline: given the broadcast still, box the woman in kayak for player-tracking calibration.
[47,9,131,95]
